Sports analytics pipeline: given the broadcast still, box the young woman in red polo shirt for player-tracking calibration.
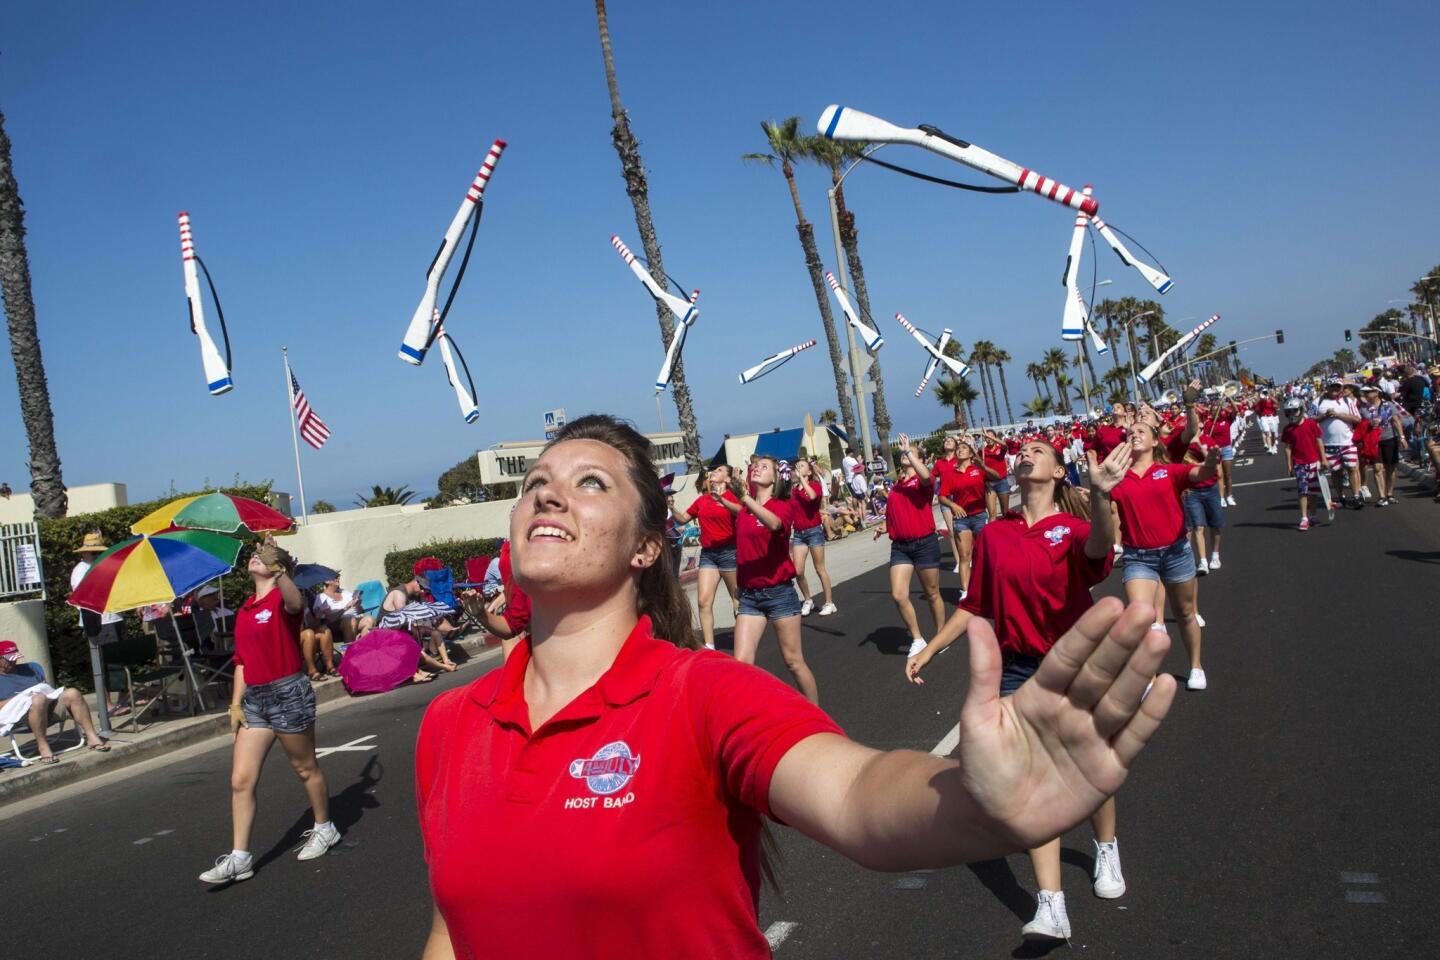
[199,541,338,885]
[932,436,962,572]
[907,436,1133,943]
[883,435,945,660]
[724,456,819,705]
[979,430,1013,519]
[789,457,836,617]
[668,465,741,649]
[1110,421,1219,691]
[936,437,999,600]
[415,414,1177,960]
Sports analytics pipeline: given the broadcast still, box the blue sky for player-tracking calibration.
[2,0,1438,508]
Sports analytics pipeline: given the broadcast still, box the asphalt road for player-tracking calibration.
[4,432,1435,959]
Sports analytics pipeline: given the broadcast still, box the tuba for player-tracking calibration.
[1159,389,1181,405]
[1220,380,1241,398]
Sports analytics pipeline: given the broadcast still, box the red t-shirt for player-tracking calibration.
[1087,424,1127,458]
[931,456,958,496]
[1256,397,1277,416]
[736,499,795,588]
[1048,434,1067,454]
[233,587,304,686]
[498,541,533,635]
[1281,419,1323,465]
[941,463,988,515]
[689,491,740,549]
[1110,462,1198,548]
[788,481,824,530]
[885,474,937,541]
[982,444,1008,477]
[1183,443,1218,488]
[960,511,1113,658]
[415,616,843,960]
[1005,438,1022,455]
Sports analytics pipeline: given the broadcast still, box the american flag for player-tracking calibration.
[290,370,331,449]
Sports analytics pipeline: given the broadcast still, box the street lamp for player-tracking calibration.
[1388,297,1437,360]
[826,145,886,462]
[1120,309,1156,402]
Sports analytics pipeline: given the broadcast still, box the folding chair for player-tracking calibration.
[3,666,89,766]
[355,580,386,626]
[103,630,185,733]
[456,555,490,591]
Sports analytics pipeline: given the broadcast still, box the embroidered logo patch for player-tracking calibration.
[1152,468,1169,479]
[254,610,273,624]
[569,741,641,795]
[1043,525,1072,547]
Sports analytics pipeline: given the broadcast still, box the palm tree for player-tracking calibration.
[595,1,702,468]
[743,118,857,444]
[1022,396,1054,418]
[1025,361,1051,403]
[0,109,66,517]
[1052,372,1075,415]
[1360,309,1407,362]
[990,346,1016,423]
[355,485,416,507]
[934,378,977,429]
[819,408,838,426]
[1091,297,1125,373]
[969,339,998,424]
[1041,348,1072,414]
[803,136,892,463]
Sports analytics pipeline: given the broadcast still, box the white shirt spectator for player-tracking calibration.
[70,561,122,626]
[1315,398,1356,446]
[312,589,357,625]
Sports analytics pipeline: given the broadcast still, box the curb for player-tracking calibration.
[0,635,496,806]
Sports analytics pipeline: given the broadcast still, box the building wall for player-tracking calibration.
[0,483,128,524]
[0,598,51,680]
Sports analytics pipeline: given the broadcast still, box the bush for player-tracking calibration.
[36,482,272,690]
[383,537,503,587]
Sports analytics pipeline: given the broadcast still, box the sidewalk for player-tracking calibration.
[0,634,502,806]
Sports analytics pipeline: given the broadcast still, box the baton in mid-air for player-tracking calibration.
[739,339,818,384]
[177,212,233,395]
[1138,315,1219,384]
[824,271,884,351]
[399,139,506,365]
[895,312,966,397]
[610,235,701,392]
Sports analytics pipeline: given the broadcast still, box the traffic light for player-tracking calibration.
[1344,329,1352,342]
[1229,339,1237,354]
[1275,329,1284,344]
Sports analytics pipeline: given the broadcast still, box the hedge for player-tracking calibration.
[383,537,504,588]
[35,483,273,690]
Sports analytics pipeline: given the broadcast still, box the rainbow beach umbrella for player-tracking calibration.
[68,529,242,613]
[131,492,294,537]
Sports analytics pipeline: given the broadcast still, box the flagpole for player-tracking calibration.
[283,347,310,525]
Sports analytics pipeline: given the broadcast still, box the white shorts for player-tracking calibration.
[1261,415,1279,434]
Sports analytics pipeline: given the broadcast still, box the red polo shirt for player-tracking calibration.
[982,444,1008,478]
[940,463,987,515]
[736,498,795,588]
[1110,462,1198,548]
[931,455,958,498]
[233,587,303,686]
[960,511,1112,658]
[416,617,843,960]
[885,474,936,541]
[498,541,533,635]
[1256,397,1277,416]
[789,480,824,530]
[1087,424,1127,458]
[688,490,740,548]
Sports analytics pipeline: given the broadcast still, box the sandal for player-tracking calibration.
[411,672,436,684]
[308,671,325,682]
[88,742,112,753]
[39,755,59,765]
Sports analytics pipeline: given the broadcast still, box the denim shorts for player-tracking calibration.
[1121,536,1197,585]
[890,534,941,569]
[988,478,1013,494]
[1000,652,1042,696]
[952,512,989,536]
[737,583,802,620]
[792,524,826,549]
[698,544,737,572]
[1184,486,1224,530]
[1220,445,1236,462]
[241,672,317,734]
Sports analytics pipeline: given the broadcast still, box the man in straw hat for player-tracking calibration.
[70,532,126,730]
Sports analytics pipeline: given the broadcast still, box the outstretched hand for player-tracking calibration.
[955,597,1176,848]
[1091,442,1133,494]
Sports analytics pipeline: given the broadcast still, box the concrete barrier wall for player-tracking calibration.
[0,598,51,680]
[284,472,702,585]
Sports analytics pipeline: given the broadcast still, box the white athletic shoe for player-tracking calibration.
[1196,557,1209,576]
[817,602,837,616]
[1209,553,1221,570]
[1151,622,1166,634]
[1187,668,1208,691]
[296,822,341,861]
[199,852,253,884]
[958,589,968,602]
[907,638,927,658]
[1021,890,1071,941]
[1195,611,1206,628]
[1227,495,1238,507]
[800,599,814,617]
[1092,838,1126,898]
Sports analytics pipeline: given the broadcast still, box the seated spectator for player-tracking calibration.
[307,576,362,678]
[190,583,234,653]
[379,576,457,671]
[0,640,111,763]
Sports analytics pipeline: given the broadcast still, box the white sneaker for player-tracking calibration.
[1361,486,1373,501]
[952,562,961,573]
[817,602,837,616]
[1187,668,1208,691]
[1209,553,1221,570]
[1226,495,1237,507]
[958,589,968,602]
[1092,838,1126,898]
[199,852,253,884]
[800,599,814,617]
[1196,557,1209,576]
[1021,890,1071,941]
[703,642,716,650]
[1151,622,1166,634]
[296,822,341,861]
[907,638,927,658]
[1195,611,1206,628]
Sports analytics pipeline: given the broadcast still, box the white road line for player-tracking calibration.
[133,837,152,845]
[931,723,960,757]
[1231,477,1292,487]
[315,734,378,759]
[1340,871,1379,884]
[1345,890,1386,903]
[764,921,798,949]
